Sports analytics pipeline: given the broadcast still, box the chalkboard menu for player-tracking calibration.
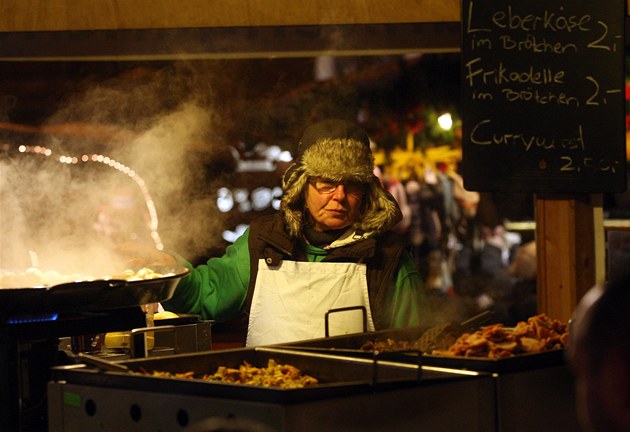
[461,0,626,192]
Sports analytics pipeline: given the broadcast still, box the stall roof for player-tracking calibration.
[0,0,460,32]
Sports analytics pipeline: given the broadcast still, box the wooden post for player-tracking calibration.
[535,194,603,322]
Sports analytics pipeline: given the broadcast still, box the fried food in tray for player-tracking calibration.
[432,314,569,359]
[359,310,493,354]
[360,322,460,353]
[138,359,319,389]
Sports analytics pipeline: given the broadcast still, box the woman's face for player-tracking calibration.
[305,178,365,232]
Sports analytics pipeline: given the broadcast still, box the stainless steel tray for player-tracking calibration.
[274,328,566,373]
[53,347,478,404]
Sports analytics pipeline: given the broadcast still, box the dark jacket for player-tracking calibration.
[245,213,411,330]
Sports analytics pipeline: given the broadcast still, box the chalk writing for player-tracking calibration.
[461,0,625,193]
[470,120,584,151]
[498,35,578,54]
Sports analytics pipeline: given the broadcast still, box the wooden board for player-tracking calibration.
[0,0,460,32]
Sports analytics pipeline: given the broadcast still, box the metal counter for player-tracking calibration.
[48,347,496,431]
[275,330,582,432]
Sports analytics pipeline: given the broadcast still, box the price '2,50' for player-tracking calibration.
[560,155,622,173]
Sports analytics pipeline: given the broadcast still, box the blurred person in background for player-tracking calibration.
[376,163,412,236]
[505,240,537,324]
[148,119,431,346]
[567,272,630,432]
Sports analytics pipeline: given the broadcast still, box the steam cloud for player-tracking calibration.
[0,62,231,278]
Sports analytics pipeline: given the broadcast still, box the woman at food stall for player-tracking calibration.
[161,119,431,346]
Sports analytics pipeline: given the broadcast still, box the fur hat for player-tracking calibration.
[281,119,402,238]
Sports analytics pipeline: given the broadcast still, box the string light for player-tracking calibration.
[17,145,164,250]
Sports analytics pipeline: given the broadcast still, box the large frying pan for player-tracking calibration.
[0,267,189,315]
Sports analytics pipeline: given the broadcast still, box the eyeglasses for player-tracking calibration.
[309,177,366,197]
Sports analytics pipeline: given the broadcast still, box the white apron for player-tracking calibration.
[246,259,376,346]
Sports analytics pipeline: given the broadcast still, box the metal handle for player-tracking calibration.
[77,352,130,372]
[129,325,177,358]
[460,310,494,330]
[371,350,423,387]
[324,305,368,337]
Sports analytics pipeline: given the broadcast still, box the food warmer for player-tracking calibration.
[272,325,581,432]
[48,346,496,431]
[0,267,190,431]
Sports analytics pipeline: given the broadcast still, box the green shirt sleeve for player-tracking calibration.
[162,229,251,322]
[387,250,431,329]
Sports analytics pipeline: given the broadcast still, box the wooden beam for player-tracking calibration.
[0,0,461,32]
[535,194,600,321]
